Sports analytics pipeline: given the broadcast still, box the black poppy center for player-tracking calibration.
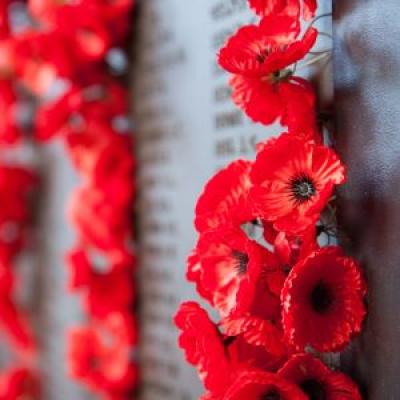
[256,48,271,64]
[291,175,316,203]
[300,379,326,400]
[260,390,281,400]
[232,250,249,275]
[311,281,333,314]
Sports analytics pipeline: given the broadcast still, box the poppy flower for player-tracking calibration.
[68,312,137,395]
[0,295,35,352]
[0,2,10,39]
[0,166,38,262]
[66,129,135,207]
[248,0,317,21]
[221,280,287,357]
[10,31,74,94]
[278,353,362,399]
[279,77,320,141]
[53,6,111,62]
[0,367,40,399]
[187,227,273,317]
[250,134,345,234]
[218,16,317,126]
[0,80,22,146]
[68,185,134,260]
[35,87,83,141]
[223,369,307,400]
[195,160,253,233]
[35,79,127,141]
[175,302,288,397]
[66,246,135,318]
[272,224,318,268]
[230,74,319,131]
[174,302,231,395]
[281,247,366,352]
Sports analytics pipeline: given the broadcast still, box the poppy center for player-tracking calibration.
[311,281,333,314]
[291,175,316,202]
[232,250,249,275]
[260,390,281,400]
[300,379,326,400]
[256,48,271,64]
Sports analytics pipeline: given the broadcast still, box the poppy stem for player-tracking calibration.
[308,12,333,29]
[295,52,331,70]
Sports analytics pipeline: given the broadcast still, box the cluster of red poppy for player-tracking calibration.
[0,0,137,398]
[175,1,367,399]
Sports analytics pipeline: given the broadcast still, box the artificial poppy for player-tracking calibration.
[0,367,39,399]
[223,369,307,400]
[68,185,134,260]
[66,246,134,318]
[195,160,253,233]
[221,281,287,357]
[187,227,272,317]
[281,247,366,352]
[68,312,137,395]
[278,353,362,400]
[248,0,317,21]
[174,302,231,395]
[250,134,345,234]
[218,16,317,126]
[0,80,22,146]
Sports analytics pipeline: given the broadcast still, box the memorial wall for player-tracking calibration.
[132,1,332,398]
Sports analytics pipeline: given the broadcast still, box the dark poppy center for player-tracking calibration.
[260,390,281,400]
[300,379,326,400]
[311,281,333,314]
[256,48,271,64]
[232,250,249,275]
[291,175,316,202]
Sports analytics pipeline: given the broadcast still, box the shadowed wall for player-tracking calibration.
[334,1,400,398]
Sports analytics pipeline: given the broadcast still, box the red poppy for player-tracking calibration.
[0,261,35,352]
[272,224,318,268]
[0,80,22,146]
[66,130,135,207]
[195,160,253,233]
[0,2,10,39]
[188,227,273,317]
[174,302,231,395]
[218,16,317,126]
[10,31,74,94]
[278,353,362,399]
[279,77,320,141]
[248,0,317,20]
[0,367,39,399]
[281,247,366,352]
[35,87,82,141]
[0,166,37,262]
[66,246,135,318]
[219,16,310,77]
[68,185,134,260]
[221,281,287,357]
[175,302,290,399]
[224,369,307,400]
[35,79,127,141]
[230,73,318,131]
[53,6,111,62]
[68,312,137,395]
[250,134,345,234]
[0,295,35,352]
